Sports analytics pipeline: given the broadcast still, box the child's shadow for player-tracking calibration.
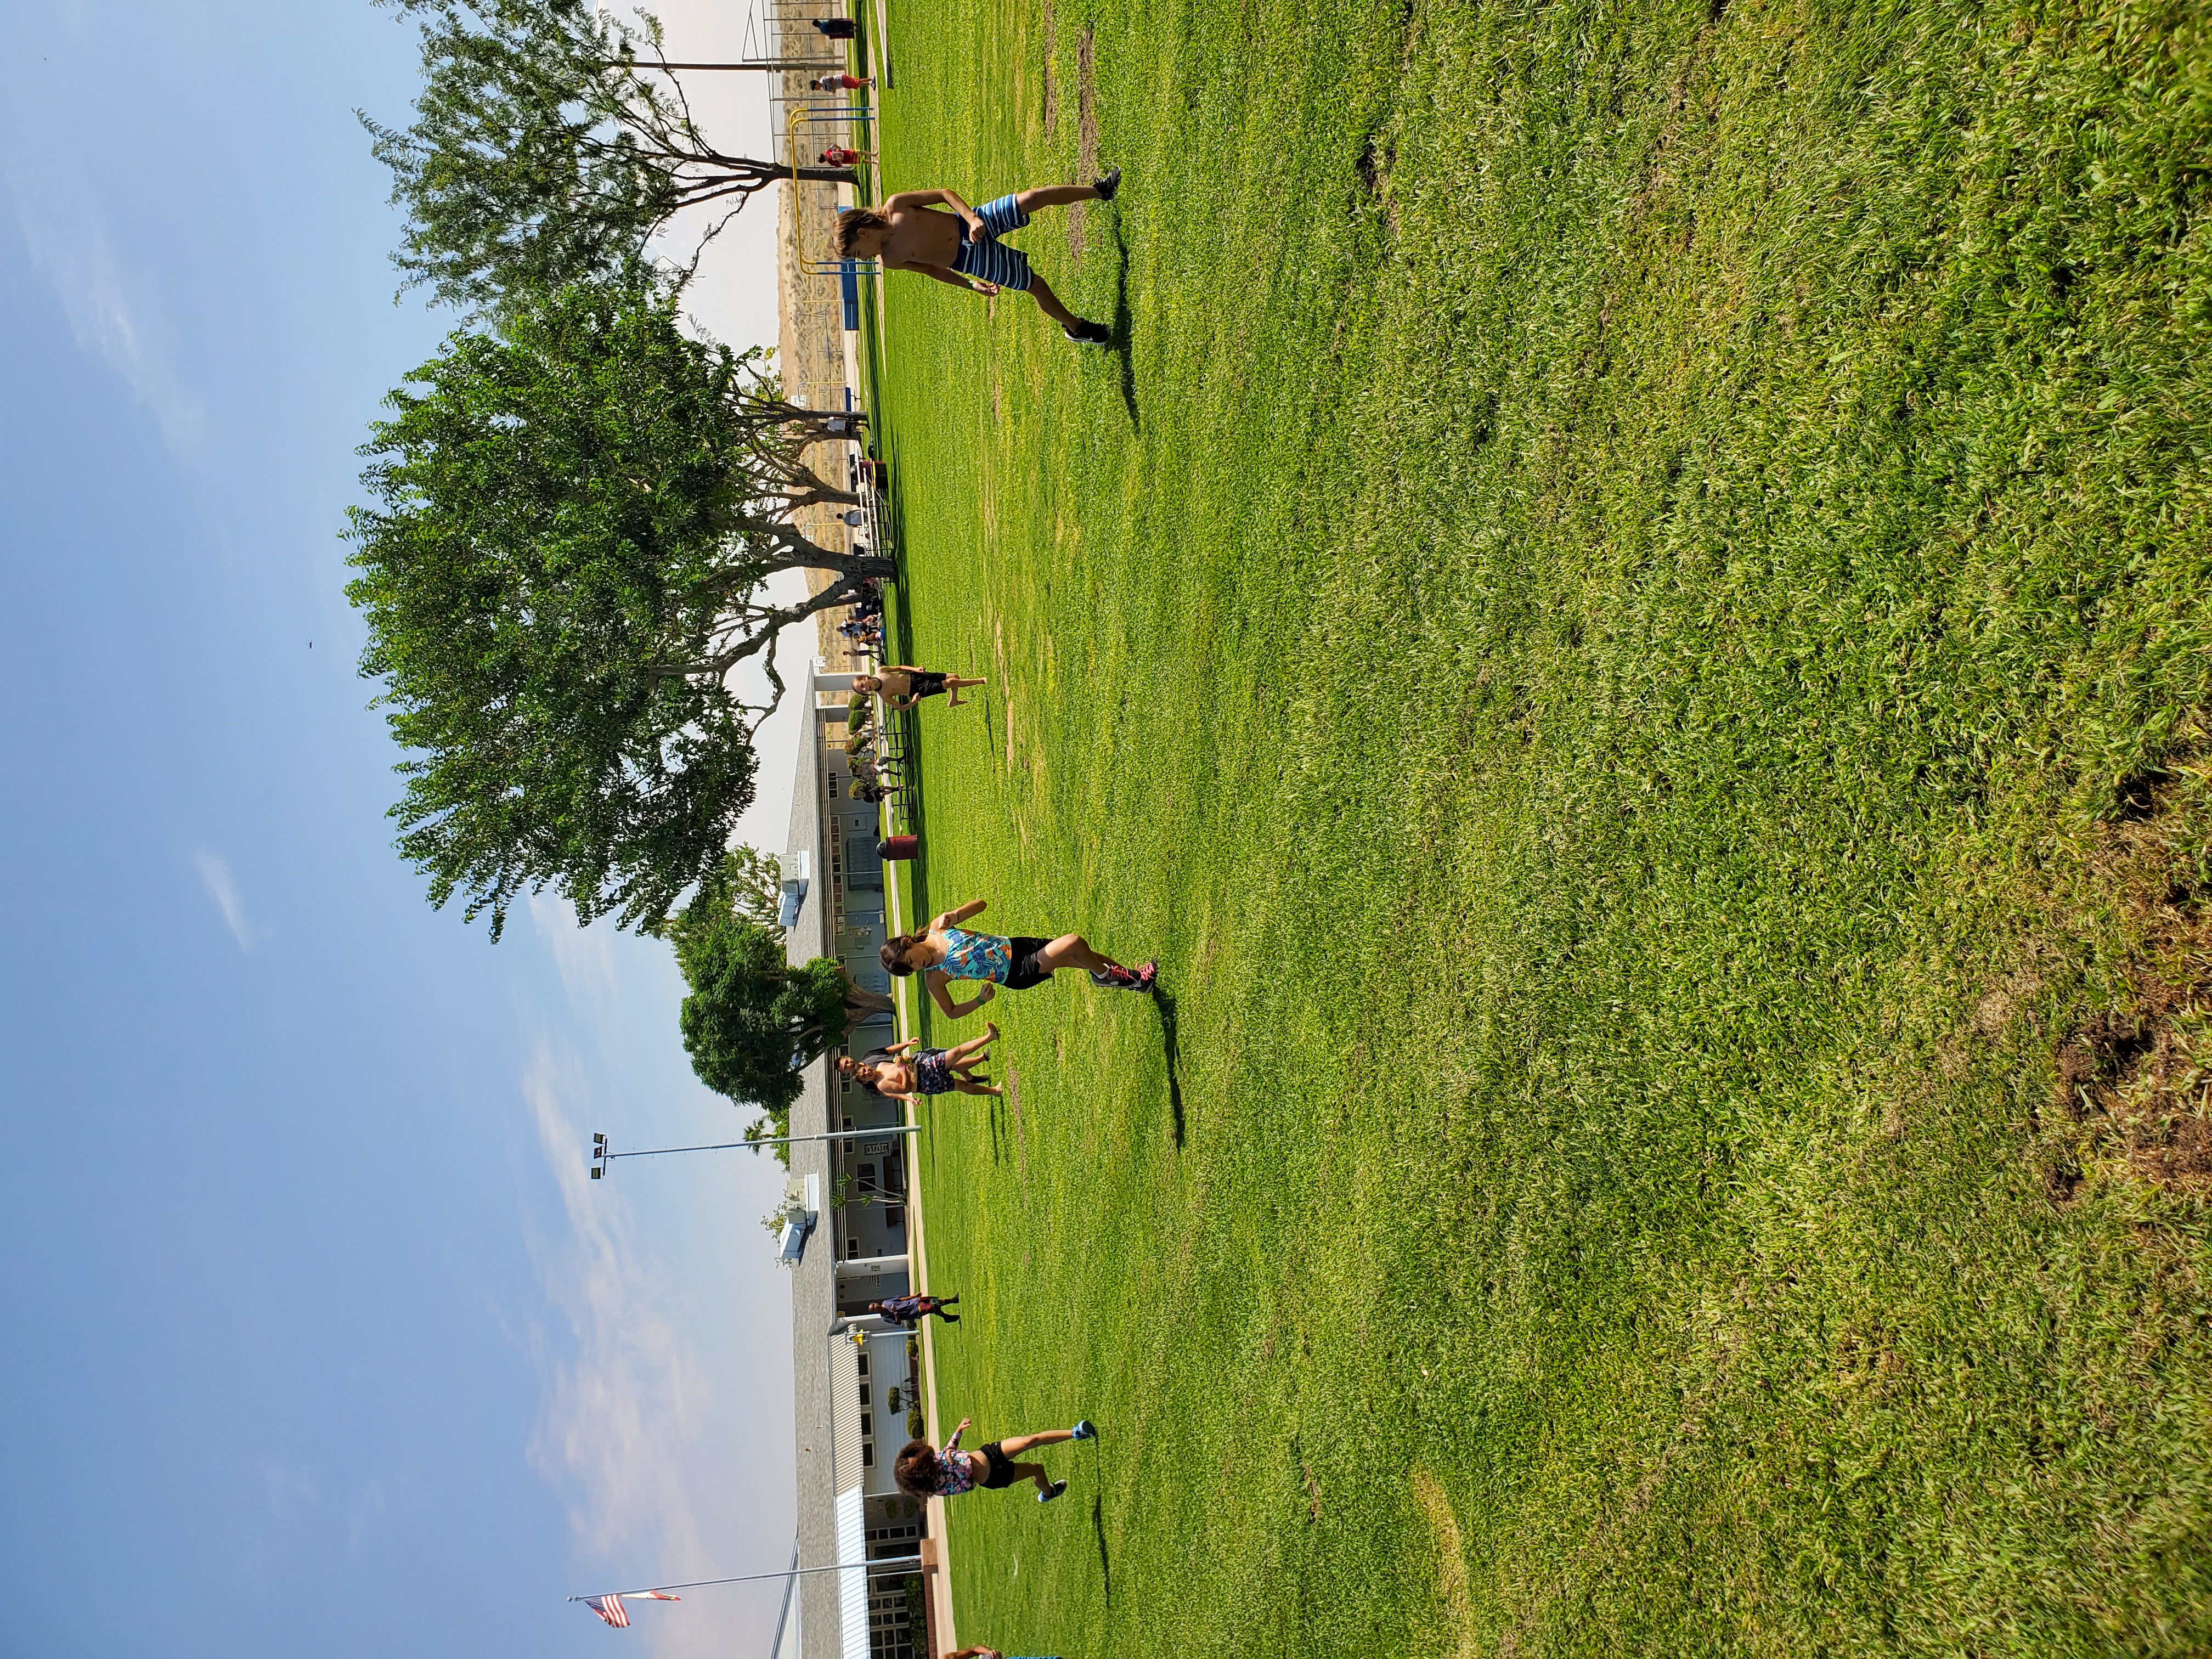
[1110,217,1138,430]
[1090,1493,1113,1607]
[1151,986,1185,1150]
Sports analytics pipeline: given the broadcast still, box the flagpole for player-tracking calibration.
[590,1124,918,1177]
[570,1555,923,1601]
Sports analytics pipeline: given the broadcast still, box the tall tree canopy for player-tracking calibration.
[675,915,850,1120]
[345,279,891,938]
[365,0,857,311]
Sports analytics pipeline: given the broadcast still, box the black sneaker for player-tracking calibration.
[1063,319,1112,345]
[1039,1479,1068,1503]
[1093,165,1122,201]
[1133,961,1158,992]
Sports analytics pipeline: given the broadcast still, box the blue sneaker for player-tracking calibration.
[1070,1419,1098,1441]
[1039,1479,1068,1503]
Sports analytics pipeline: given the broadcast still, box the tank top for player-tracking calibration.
[936,928,1011,984]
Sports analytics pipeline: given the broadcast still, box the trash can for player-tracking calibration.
[876,835,919,861]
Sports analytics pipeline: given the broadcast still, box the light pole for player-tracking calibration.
[590,1124,917,1180]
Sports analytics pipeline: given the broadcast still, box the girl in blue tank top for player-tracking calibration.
[877,898,1157,1019]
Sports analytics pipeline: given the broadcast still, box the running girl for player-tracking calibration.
[819,145,876,165]
[895,1416,1097,1504]
[879,899,1155,1018]
[810,72,873,90]
[854,666,986,710]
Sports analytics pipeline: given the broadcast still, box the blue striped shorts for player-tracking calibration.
[950,194,1034,291]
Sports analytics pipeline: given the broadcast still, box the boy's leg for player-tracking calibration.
[1013,183,1102,213]
[1023,273,1084,330]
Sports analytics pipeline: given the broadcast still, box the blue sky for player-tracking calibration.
[0,3,814,1654]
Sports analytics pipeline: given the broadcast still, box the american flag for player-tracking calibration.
[583,1591,680,1628]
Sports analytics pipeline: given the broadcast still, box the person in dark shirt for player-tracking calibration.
[869,1293,960,1326]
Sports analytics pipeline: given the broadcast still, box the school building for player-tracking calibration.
[772,661,933,1659]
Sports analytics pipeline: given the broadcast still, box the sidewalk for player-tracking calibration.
[885,851,957,1656]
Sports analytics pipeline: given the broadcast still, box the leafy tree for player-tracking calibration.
[675,915,851,1118]
[648,844,785,952]
[364,0,859,311]
[345,279,892,938]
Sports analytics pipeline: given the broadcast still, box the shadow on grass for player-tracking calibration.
[1090,1493,1113,1607]
[1110,217,1138,430]
[1152,986,1185,1149]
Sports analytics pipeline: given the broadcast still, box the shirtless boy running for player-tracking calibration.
[834,168,1123,344]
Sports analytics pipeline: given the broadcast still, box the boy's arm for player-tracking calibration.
[879,189,948,212]
[889,259,991,295]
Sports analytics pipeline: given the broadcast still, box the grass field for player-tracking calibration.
[860,3,2212,1654]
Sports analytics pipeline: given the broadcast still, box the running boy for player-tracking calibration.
[833,170,1124,345]
[854,666,985,710]
[843,1026,1004,1101]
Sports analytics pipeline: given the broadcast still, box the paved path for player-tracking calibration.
[882,827,957,1656]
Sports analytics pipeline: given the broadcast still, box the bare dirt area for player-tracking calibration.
[2043,763,2212,1200]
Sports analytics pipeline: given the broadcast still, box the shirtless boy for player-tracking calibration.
[854,666,986,710]
[833,169,1123,344]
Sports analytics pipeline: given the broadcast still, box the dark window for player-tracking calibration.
[859,1384,870,1405]
[860,1413,872,1437]
[885,1206,905,1228]
[861,1443,874,1466]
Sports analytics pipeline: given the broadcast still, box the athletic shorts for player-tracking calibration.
[949,195,1035,292]
[976,1442,1018,1488]
[908,671,949,698]
[1002,935,1053,991]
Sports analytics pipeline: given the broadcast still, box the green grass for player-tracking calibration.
[861,2,2212,1654]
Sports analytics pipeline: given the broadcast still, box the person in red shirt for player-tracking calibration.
[819,145,875,165]
[810,72,874,91]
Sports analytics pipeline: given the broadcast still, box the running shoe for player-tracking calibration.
[1062,319,1113,345]
[1094,165,1123,201]
[1039,1480,1068,1503]
[1071,1419,1098,1441]
[1133,961,1159,992]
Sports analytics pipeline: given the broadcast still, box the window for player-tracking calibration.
[829,775,841,799]
[856,1353,868,1375]
[859,1384,870,1405]
[861,1443,874,1466]
[859,1413,872,1437]
[885,1206,905,1229]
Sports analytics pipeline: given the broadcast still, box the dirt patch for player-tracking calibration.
[1070,27,1098,262]
[2042,768,2212,1200]
[1410,1467,1481,1659]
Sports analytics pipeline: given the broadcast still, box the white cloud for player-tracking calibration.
[195,850,255,951]
[7,150,206,454]
[518,1036,726,1652]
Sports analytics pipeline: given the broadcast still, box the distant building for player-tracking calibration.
[782,661,928,1659]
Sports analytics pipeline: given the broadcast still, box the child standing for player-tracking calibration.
[834,170,1124,345]
[880,899,1155,1018]
[810,71,873,91]
[895,1416,1098,1504]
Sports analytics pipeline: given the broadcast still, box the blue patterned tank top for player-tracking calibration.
[936,928,1011,984]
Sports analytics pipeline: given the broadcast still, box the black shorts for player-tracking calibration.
[976,1441,1018,1488]
[1002,935,1054,991]
[908,671,949,698]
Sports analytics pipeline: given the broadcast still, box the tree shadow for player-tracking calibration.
[1151,986,1185,1149]
[1109,217,1138,430]
[1090,1494,1113,1608]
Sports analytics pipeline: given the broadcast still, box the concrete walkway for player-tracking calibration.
[883,847,957,1656]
